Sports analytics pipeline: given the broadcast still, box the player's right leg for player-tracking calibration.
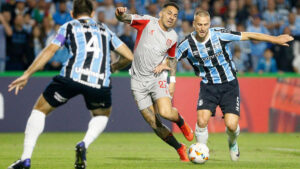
[74,85,112,169]
[8,95,55,169]
[75,107,112,169]
[195,110,212,145]
[195,82,218,145]
[140,106,189,162]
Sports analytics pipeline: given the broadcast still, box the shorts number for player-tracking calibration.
[0,93,4,119]
[158,80,167,88]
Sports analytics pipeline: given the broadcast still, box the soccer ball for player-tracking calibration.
[188,143,209,164]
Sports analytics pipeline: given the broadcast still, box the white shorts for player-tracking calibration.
[131,77,171,110]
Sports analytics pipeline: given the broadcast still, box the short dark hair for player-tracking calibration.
[73,0,93,18]
[163,2,179,11]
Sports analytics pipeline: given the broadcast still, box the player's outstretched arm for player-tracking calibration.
[115,7,132,24]
[111,44,134,72]
[241,32,294,46]
[8,44,60,95]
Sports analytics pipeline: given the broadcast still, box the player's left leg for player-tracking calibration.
[155,97,194,141]
[224,113,240,161]
[220,79,241,161]
[140,105,189,162]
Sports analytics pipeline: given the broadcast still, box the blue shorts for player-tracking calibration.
[43,76,111,110]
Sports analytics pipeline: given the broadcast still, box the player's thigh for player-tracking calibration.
[33,94,55,115]
[197,82,219,116]
[82,86,112,111]
[90,106,112,116]
[219,79,240,117]
[197,109,212,127]
[43,76,79,110]
[154,97,172,117]
[131,78,153,110]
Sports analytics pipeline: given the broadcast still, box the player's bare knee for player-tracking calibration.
[158,107,172,119]
[197,119,208,128]
[225,122,238,132]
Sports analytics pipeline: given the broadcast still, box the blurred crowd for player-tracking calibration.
[1,0,300,74]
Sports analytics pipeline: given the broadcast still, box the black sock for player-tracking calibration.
[164,133,182,150]
[175,114,184,127]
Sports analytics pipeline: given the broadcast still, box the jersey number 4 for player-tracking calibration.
[86,36,101,58]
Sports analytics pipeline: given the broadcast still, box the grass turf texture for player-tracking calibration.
[0,133,300,169]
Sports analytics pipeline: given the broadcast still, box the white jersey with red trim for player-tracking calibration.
[129,14,178,81]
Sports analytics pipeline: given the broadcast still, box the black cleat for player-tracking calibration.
[8,159,31,169]
[75,141,87,169]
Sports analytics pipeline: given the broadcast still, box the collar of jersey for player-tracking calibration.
[77,16,91,20]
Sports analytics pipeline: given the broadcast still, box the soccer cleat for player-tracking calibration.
[229,141,240,161]
[7,159,31,169]
[176,144,189,162]
[75,141,87,169]
[179,121,194,141]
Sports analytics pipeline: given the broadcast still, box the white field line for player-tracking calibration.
[268,147,300,152]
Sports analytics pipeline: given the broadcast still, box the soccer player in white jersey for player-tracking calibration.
[115,2,193,162]
[158,10,294,161]
[7,0,133,169]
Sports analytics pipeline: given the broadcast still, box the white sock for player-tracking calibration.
[21,110,46,160]
[226,125,240,145]
[195,124,208,145]
[82,115,108,149]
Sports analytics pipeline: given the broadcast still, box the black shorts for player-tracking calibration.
[43,76,111,110]
[197,79,240,116]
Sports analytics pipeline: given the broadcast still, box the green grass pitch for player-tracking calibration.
[1,132,300,169]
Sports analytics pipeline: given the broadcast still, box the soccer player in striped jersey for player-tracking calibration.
[115,2,193,162]
[7,0,133,169]
[158,10,293,161]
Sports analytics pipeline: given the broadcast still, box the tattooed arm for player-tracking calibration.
[168,57,177,97]
[115,7,132,24]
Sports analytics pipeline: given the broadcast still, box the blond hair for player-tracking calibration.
[194,10,210,20]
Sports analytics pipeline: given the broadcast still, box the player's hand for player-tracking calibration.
[153,63,171,74]
[169,82,175,98]
[116,7,127,16]
[276,34,294,47]
[8,74,30,95]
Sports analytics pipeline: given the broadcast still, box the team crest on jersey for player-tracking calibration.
[166,39,172,47]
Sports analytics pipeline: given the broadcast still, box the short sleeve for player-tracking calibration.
[130,14,152,30]
[176,40,189,61]
[167,42,177,58]
[51,23,68,47]
[219,28,242,41]
[106,25,123,50]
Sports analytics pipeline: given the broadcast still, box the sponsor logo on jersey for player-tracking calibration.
[192,51,199,56]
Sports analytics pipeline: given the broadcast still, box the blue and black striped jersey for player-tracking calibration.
[52,16,123,89]
[176,27,242,84]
